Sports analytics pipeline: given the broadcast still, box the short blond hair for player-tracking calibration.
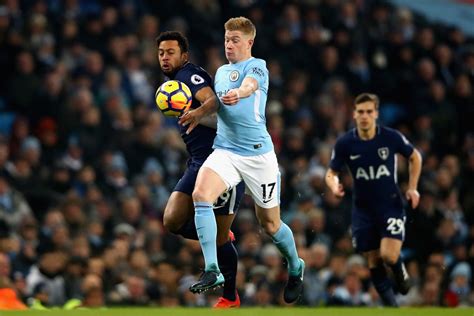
[224,17,256,39]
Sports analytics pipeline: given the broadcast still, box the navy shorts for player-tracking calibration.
[351,206,406,253]
[174,160,245,215]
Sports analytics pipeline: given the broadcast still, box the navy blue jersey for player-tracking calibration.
[166,62,216,162]
[329,126,414,209]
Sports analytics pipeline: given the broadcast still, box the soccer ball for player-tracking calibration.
[155,80,192,117]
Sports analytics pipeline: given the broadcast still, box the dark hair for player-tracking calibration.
[155,31,189,53]
[354,93,379,109]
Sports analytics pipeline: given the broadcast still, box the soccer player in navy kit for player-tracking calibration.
[180,18,304,303]
[325,93,422,306]
[156,31,244,308]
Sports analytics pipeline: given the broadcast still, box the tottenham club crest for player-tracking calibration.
[378,147,389,160]
[229,70,240,82]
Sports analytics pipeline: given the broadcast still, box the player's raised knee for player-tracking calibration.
[163,209,180,233]
[192,187,210,203]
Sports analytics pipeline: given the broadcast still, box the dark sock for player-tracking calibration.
[370,265,398,307]
[389,257,404,277]
[217,241,238,301]
[175,218,198,240]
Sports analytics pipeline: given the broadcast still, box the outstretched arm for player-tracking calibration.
[179,86,218,134]
[221,77,258,105]
[325,168,345,197]
[405,148,422,208]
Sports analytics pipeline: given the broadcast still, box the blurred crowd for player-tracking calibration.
[0,0,474,309]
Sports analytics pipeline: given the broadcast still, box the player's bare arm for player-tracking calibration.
[179,86,218,134]
[325,168,345,197]
[221,77,258,105]
[406,148,422,209]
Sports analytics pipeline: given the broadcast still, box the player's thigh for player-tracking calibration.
[378,209,405,263]
[163,191,194,230]
[195,149,241,202]
[238,150,280,209]
[213,181,245,216]
[164,166,198,230]
[379,210,406,243]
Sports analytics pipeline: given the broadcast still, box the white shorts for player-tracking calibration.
[202,149,281,208]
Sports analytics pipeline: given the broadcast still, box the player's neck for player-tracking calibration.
[357,126,376,140]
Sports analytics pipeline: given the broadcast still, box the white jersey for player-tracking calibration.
[213,57,273,156]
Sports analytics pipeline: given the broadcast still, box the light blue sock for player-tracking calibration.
[194,202,219,272]
[271,221,300,275]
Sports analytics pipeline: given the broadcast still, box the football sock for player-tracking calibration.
[271,221,300,274]
[389,257,404,278]
[370,265,398,307]
[217,241,238,301]
[176,218,198,240]
[194,202,219,272]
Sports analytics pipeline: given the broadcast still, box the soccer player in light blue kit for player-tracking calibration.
[179,17,304,303]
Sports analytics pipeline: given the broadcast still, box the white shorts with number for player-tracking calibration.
[202,149,280,208]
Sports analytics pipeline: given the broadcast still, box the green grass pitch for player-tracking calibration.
[1,308,474,316]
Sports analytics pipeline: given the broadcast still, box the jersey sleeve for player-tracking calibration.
[244,59,268,88]
[394,130,414,158]
[329,138,347,172]
[176,67,212,96]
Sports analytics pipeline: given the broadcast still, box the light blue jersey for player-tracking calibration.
[213,57,273,156]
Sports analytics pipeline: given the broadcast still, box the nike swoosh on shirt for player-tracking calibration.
[263,198,274,203]
[350,155,361,160]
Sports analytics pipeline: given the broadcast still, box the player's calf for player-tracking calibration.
[217,241,238,302]
[380,239,411,295]
[389,258,411,295]
[380,252,411,295]
[370,265,398,306]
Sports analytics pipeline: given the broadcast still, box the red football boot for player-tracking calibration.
[213,292,240,308]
